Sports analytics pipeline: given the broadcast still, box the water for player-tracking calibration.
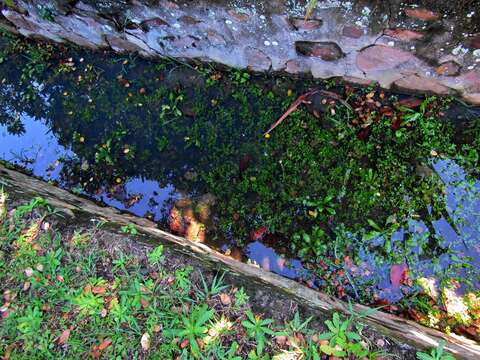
[0,40,479,325]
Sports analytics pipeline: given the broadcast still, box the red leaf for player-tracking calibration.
[250,226,268,241]
[391,117,402,130]
[397,98,422,109]
[357,127,370,140]
[390,264,408,288]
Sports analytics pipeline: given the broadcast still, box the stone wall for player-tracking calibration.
[1,0,479,104]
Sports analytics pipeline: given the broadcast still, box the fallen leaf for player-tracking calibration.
[58,329,71,345]
[24,267,34,277]
[180,339,189,349]
[250,226,268,241]
[219,293,231,306]
[140,332,151,352]
[92,286,106,295]
[275,335,288,346]
[98,338,112,351]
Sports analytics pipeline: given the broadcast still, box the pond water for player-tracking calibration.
[0,37,479,335]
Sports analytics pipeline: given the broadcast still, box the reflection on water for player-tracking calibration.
[0,41,479,329]
[1,89,479,308]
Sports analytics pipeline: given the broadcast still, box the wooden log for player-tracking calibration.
[1,164,479,359]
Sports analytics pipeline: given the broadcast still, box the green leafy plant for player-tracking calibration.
[148,245,164,265]
[167,304,214,357]
[121,223,138,235]
[292,226,328,259]
[242,310,275,355]
[234,287,249,308]
[302,194,336,219]
[317,312,369,358]
[231,69,250,85]
[195,272,228,301]
[416,341,455,360]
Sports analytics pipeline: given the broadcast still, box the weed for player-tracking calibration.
[195,272,228,301]
[121,223,138,235]
[166,304,214,357]
[148,244,165,265]
[416,341,455,360]
[242,310,276,355]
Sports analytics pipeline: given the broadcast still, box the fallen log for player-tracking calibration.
[0,164,479,359]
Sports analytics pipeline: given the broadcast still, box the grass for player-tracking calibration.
[0,190,391,359]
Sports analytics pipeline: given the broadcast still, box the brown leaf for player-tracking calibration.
[140,297,149,309]
[58,329,71,345]
[92,286,106,295]
[219,293,231,306]
[98,338,112,351]
[275,335,288,346]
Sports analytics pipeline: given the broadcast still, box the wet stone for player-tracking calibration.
[356,45,415,72]
[289,17,322,31]
[172,36,197,49]
[206,30,226,46]
[459,71,480,93]
[436,61,461,77]
[384,29,424,42]
[404,8,440,21]
[284,59,304,74]
[244,47,271,72]
[468,34,480,49]
[161,0,179,9]
[227,10,249,22]
[178,15,201,25]
[106,34,144,53]
[393,74,450,95]
[295,41,344,61]
[140,17,169,31]
[342,25,363,39]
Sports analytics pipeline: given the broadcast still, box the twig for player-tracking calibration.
[264,89,319,136]
[264,89,349,136]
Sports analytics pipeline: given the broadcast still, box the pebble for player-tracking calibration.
[473,49,480,57]
[225,19,232,24]
[264,40,271,46]
[272,41,278,46]
[259,15,266,20]
[387,41,395,47]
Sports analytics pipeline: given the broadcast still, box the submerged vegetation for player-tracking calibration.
[0,32,479,341]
